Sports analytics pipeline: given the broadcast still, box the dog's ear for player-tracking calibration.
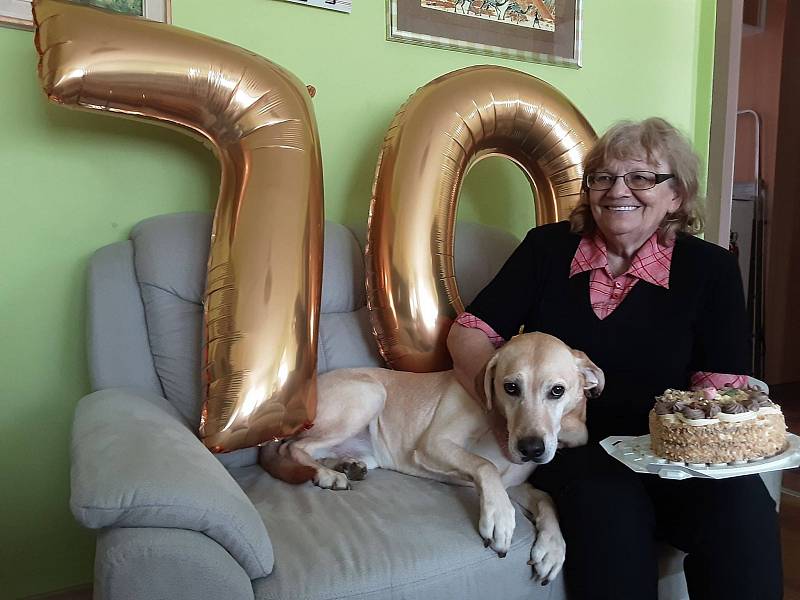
[572,350,605,399]
[481,353,499,411]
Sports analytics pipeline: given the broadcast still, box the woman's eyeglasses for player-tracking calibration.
[585,171,675,191]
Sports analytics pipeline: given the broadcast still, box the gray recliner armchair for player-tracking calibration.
[72,212,780,600]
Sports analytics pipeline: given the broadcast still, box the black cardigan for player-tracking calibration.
[467,221,751,440]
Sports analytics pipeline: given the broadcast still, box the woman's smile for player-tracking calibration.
[601,204,641,212]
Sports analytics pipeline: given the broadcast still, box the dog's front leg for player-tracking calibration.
[507,483,565,585]
[414,439,515,558]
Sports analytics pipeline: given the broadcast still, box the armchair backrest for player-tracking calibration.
[87,212,519,430]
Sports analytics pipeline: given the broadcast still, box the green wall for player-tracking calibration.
[0,1,714,596]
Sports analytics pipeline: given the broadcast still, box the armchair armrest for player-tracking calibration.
[70,387,273,579]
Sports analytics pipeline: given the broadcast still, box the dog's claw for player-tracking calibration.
[498,551,506,558]
[527,559,543,583]
[483,538,491,548]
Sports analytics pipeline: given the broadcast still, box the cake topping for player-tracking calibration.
[654,400,675,416]
[678,403,706,420]
[655,386,776,418]
[669,399,722,420]
[721,401,749,415]
[743,397,761,412]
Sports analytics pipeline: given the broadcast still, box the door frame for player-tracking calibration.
[706,0,743,247]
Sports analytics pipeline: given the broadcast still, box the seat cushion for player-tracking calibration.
[233,467,566,600]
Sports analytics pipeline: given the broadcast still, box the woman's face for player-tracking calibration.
[587,154,681,246]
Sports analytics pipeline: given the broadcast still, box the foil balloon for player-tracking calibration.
[33,0,324,452]
[367,65,596,372]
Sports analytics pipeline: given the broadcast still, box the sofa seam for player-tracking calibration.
[138,280,200,305]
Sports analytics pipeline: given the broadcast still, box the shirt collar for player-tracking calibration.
[570,231,673,288]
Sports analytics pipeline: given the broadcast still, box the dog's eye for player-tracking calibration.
[550,385,566,399]
[503,382,520,396]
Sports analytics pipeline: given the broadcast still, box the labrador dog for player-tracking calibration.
[259,332,604,583]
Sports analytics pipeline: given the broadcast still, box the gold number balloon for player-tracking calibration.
[33,0,323,452]
[367,65,596,372]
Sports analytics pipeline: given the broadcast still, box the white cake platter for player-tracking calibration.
[600,433,800,480]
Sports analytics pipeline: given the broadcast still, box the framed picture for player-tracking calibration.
[0,0,172,31]
[387,0,582,68]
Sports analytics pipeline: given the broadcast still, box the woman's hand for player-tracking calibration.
[448,322,496,408]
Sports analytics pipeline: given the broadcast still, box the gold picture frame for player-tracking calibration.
[0,0,172,30]
[387,0,582,68]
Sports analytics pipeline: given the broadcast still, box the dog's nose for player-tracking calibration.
[517,437,546,461]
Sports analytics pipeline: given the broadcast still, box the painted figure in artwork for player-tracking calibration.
[422,0,555,32]
[504,2,533,22]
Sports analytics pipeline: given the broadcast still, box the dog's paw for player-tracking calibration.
[478,492,516,557]
[313,467,351,490]
[335,459,368,481]
[527,522,565,584]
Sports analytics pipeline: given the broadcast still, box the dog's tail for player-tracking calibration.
[258,442,316,484]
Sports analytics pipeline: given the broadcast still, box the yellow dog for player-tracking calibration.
[261,332,604,583]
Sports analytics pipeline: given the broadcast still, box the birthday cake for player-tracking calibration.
[648,387,787,464]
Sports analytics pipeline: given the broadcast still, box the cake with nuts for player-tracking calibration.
[648,387,787,464]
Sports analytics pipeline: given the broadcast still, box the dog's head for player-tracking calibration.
[482,332,604,465]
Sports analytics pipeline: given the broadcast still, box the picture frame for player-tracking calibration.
[387,0,582,68]
[0,0,172,31]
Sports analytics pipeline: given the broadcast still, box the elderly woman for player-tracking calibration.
[447,118,782,599]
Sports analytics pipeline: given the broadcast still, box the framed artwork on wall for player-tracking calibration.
[387,0,582,68]
[0,0,172,31]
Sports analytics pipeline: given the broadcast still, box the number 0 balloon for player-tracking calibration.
[33,0,324,452]
[367,66,596,372]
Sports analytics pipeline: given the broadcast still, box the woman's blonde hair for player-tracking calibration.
[569,117,704,243]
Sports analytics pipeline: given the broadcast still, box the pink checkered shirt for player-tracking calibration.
[569,232,672,320]
[455,231,748,391]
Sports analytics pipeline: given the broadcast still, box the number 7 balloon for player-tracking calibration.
[33,0,324,452]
